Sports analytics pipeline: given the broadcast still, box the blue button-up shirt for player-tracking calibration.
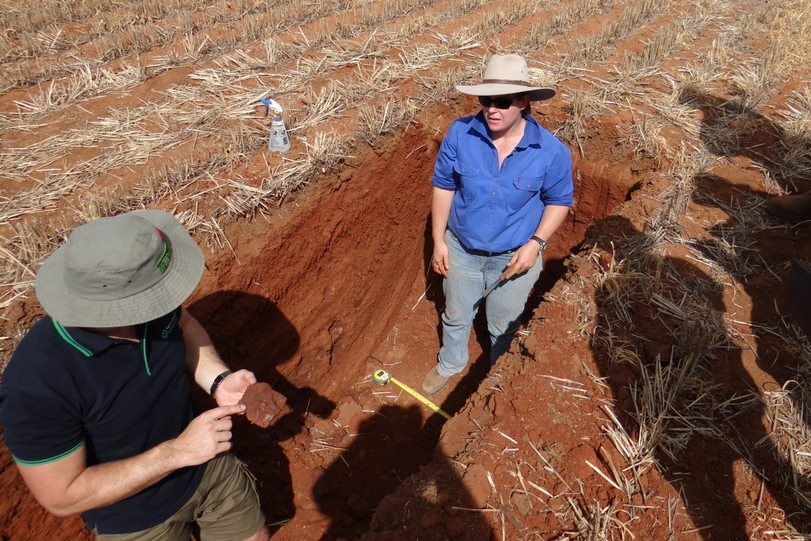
[433,112,574,253]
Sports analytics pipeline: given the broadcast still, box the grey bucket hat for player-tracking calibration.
[36,210,205,327]
[455,54,556,101]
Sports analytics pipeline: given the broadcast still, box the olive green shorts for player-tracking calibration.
[96,454,265,541]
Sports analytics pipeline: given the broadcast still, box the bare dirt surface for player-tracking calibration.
[2,1,811,540]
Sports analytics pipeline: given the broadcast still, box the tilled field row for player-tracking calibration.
[0,0,604,232]
[0,0,757,296]
[0,0,424,95]
[2,0,808,347]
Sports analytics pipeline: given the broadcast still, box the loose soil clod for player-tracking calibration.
[239,382,290,429]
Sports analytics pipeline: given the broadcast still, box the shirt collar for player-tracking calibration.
[470,111,544,149]
[51,318,142,357]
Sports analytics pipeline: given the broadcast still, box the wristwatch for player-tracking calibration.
[210,370,232,397]
[530,235,548,252]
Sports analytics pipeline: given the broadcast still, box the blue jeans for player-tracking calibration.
[437,230,543,377]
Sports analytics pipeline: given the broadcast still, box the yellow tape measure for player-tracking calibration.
[373,369,451,420]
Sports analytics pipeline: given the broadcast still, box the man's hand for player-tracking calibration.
[503,242,542,280]
[213,369,257,406]
[168,404,245,467]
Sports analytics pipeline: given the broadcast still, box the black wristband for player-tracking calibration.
[210,370,232,397]
[530,235,548,252]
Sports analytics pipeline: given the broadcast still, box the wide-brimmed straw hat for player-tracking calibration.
[36,210,205,327]
[455,54,555,101]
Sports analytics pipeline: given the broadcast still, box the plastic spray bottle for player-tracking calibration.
[261,98,291,153]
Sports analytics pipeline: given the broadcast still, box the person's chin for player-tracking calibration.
[486,118,502,130]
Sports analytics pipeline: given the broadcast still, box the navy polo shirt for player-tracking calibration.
[0,308,205,535]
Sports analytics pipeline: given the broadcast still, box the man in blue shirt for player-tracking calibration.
[0,210,284,540]
[424,54,575,395]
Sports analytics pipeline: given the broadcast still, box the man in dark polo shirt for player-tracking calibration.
[0,210,283,540]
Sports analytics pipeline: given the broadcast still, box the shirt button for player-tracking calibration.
[492,192,496,196]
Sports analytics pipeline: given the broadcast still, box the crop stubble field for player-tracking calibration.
[1,0,811,539]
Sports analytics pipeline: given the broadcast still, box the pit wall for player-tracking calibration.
[192,110,640,538]
[192,110,637,408]
[0,107,640,540]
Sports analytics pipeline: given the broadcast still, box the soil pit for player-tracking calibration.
[2,2,810,538]
[0,112,636,541]
[183,118,637,539]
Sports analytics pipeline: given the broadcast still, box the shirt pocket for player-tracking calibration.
[453,162,480,181]
[506,174,543,211]
[513,175,542,191]
[454,163,489,200]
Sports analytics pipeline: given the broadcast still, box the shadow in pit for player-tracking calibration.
[313,404,492,541]
[189,291,336,534]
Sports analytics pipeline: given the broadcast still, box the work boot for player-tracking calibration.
[421,366,449,395]
[765,190,811,223]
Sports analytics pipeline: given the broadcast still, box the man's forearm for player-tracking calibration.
[46,442,181,517]
[28,402,240,517]
[180,308,230,393]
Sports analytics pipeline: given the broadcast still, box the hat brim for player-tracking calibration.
[36,210,205,327]
[455,83,556,101]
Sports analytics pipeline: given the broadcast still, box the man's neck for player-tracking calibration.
[86,326,139,342]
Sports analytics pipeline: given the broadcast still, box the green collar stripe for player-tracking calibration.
[142,322,151,376]
[53,321,93,357]
[14,441,84,466]
[53,320,152,375]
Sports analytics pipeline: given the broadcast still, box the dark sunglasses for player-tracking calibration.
[478,95,517,109]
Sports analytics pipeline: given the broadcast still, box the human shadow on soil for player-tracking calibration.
[590,197,811,535]
[189,291,336,534]
[684,88,811,535]
[312,403,492,540]
[678,87,809,192]
[699,172,811,520]
[694,173,811,535]
[590,215,771,539]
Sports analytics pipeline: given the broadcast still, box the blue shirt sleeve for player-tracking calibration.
[541,142,574,207]
[432,120,461,190]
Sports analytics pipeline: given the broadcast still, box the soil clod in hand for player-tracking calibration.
[239,382,289,428]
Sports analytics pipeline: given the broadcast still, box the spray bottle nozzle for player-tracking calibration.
[260,98,284,118]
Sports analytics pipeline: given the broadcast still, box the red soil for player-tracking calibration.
[2,3,811,540]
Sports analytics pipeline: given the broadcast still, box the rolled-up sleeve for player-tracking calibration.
[433,122,460,190]
[541,144,574,207]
